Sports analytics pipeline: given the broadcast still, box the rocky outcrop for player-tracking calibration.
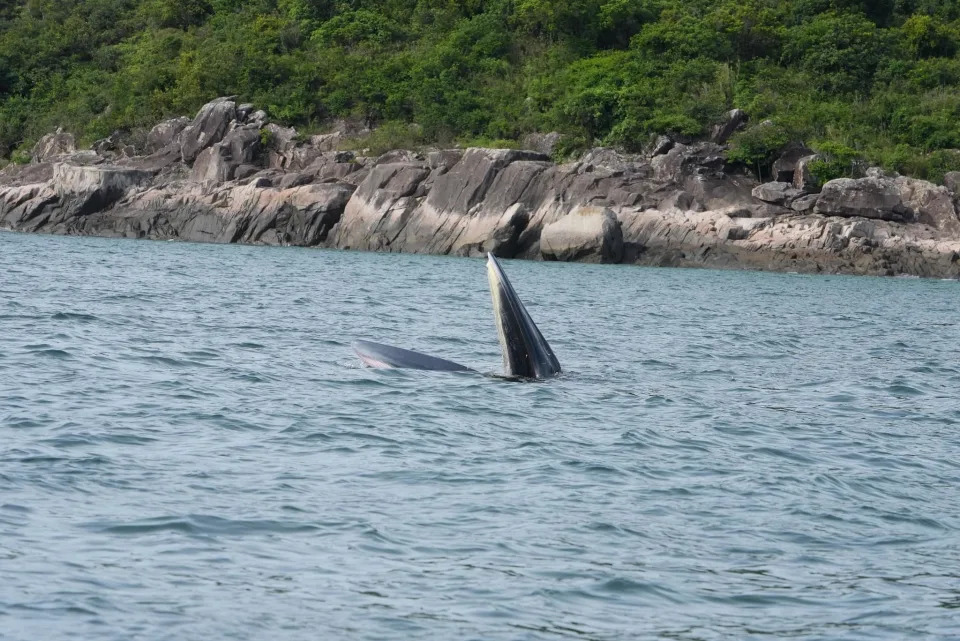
[711,109,748,144]
[32,130,77,163]
[752,181,803,206]
[815,177,912,222]
[179,97,237,163]
[894,175,960,234]
[541,206,623,263]
[771,143,815,184]
[2,97,960,278]
[147,117,191,153]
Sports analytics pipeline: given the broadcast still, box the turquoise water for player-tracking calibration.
[1,231,959,640]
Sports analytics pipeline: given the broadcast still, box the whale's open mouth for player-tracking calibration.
[354,253,561,380]
[485,253,561,379]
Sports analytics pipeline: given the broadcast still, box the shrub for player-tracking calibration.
[808,141,862,183]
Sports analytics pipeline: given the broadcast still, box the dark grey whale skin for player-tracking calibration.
[353,253,561,380]
[353,340,474,372]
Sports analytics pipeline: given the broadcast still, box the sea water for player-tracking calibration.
[1,231,958,640]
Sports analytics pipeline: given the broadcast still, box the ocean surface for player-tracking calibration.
[1,231,959,640]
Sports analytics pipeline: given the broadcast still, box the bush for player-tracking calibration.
[342,121,424,156]
[808,141,862,183]
[727,122,792,180]
[1,0,960,184]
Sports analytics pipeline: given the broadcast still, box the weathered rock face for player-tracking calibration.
[3,96,960,279]
[772,143,814,184]
[752,181,803,206]
[815,177,911,222]
[894,175,960,234]
[147,117,191,153]
[944,171,960,195]
[541,206,623,263]
[711,109,748,144]
[32,130,76,163]
[522,132,563,157]
[793,154,820,192]
[180,97,237,163]
[190,124,262,185]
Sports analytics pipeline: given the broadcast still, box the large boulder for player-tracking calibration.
[190,145,234,185]
[772,143,814,184]
[894,176,960,235]
[814,177,911,222]
[752,181,803,206]
[944,171,960,196]
[540,206,623,263]
[262,123,298,169]
[190,124,262,185]
[180,97,237,164]
[522,132,562,157]
[146,117,191,154]
[32,130,76,163]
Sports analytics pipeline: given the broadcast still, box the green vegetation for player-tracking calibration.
[1,1,960,181]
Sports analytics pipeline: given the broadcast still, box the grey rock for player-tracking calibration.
[772,143,814,183]
[428,150,463,173]
[6,101,960,278]
[752,181,803,206]
[814,177,910,222]
[866,166,898,179]
[310,133,341,152]
[52,163,153,217]
[650,135,674,157]
[248,110,269,128]
[790,193,820,214]
[376,149,423,165]
[190,124,261,185]
[944,171,960,195]
[32,130,76,163]
[236,103,255,122]
[262,123,298,169]
[541,206,623,263]
[190,144,234,185]
[522,132,562,156]
[223,125,261,166]
[793,154,820,192]
[180,97,237,164]
[146,117,190,153]
[894,175,960,234]
[234,164,259,181]
[710,109,748,144]
[278,172,313,190]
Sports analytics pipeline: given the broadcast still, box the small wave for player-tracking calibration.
[134,355,211,368]
[86,514,320,537]
[886,383,925,396]
[51,312,98,322]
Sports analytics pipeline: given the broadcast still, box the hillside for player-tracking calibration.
[1,1,960,181]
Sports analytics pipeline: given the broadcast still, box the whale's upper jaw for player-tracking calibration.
[486,253,561,380]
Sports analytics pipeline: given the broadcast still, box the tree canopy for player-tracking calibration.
[1,0,960,180]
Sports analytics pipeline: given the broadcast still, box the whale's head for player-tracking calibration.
[486,253,561,380]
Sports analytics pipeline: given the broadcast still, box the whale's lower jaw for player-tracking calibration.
[486,253,561,379]
[354,254,561,380]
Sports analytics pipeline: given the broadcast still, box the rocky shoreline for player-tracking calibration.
[3,97,960,278]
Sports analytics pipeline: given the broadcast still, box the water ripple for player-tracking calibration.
[1,232,959,641]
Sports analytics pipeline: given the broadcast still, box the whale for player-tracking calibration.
[353,253,561,380]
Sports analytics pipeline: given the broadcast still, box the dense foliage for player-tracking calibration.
[2,0,960,180]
